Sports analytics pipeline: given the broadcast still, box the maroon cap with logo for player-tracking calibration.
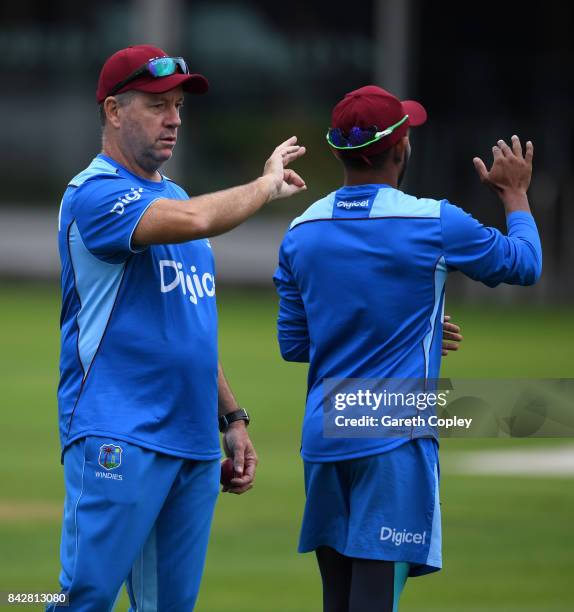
[330,85,427,157]
[96,44,209,103]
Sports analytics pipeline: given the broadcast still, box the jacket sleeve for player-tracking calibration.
[272,235,310,362]
[441,201,542,287]
[73,177,161,264]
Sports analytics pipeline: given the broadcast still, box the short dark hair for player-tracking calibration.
[338,147,393,171]
[98,91,137,127]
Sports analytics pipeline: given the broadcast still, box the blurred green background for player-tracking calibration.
[1,284,573,611]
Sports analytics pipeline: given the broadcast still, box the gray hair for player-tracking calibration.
[98,90,138,127]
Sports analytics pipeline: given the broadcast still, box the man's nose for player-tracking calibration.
[165,106,182,128]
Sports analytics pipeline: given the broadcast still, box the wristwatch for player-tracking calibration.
[218,408,250,432]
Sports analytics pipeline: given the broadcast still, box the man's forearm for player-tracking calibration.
[193,175,276,238]
[217,362,241,416]
[500,190,531,215]
[133,175,276,246]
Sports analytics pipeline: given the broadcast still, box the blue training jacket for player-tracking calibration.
[58,155,220,462]
[273,183,542,462]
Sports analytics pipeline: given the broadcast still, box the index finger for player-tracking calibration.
[275,136,298,152]
[229,473,252,486]
[228,472,254,491]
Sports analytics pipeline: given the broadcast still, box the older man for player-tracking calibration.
[51,45,305,610]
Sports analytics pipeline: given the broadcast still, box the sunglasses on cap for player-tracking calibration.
[326,115,409,150]
[107,56,189,97]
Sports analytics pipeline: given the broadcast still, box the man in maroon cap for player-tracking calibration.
[51,45,306,610]
[273,85,541,611]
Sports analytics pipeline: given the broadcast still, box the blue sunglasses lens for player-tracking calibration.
[148,57,188,78]
[328,126,378,148]
[328,128,348,148]
[348,126,376,146]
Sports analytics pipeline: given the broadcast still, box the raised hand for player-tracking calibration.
[473,135,533,196]
[263,136,307,201]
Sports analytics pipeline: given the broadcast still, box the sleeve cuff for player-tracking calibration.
[506,210,535,226]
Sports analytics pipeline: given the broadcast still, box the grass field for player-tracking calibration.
[0,284,573,611]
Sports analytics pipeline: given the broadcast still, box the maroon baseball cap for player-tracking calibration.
[96,45,209,103]
[330,85,427,157]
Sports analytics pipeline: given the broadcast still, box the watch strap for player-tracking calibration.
[219,408,250,432]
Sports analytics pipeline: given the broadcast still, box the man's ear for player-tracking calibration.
[103,97,122,129]
[392,136,410,164]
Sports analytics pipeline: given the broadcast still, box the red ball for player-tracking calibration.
[220,458,235,486]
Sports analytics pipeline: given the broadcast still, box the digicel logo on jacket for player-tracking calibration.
[159,259,216,305]
[336,199,370,210]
